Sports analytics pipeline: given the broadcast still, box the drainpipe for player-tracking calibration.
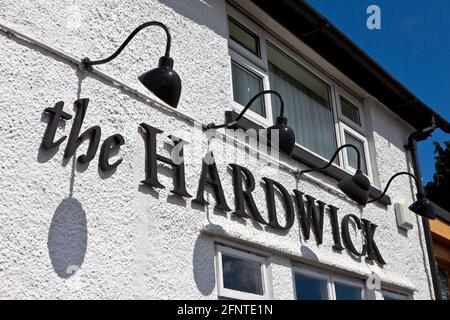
[406,118,442,300]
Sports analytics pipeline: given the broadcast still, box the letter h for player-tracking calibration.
[64,99,101,163]
[140,123,191,198]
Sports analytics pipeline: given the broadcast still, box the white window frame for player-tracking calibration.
[215,244,271,300]
[227,7,274,128]
[227,6,268,69]
[339,122,374,182]
[331,275,365,300]
[264,37,345,167]
[292,265,365,300]
[226,6,375,180]
[229,50,273,127]
[335,87,366,132]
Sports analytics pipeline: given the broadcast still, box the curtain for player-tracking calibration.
[269,62,337,161]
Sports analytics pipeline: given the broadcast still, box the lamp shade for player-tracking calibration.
[337,170,370,206]
[409,194,436,220]
[265,116,296,156]
[139,56,182,108]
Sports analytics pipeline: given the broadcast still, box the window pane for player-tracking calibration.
[341,97,361,125]
[228,17,259,57]
[345,132,367,175]
[438,268,449,300]
[231,61,265,116]
[222,254,264,295]
[334,282,362,300]
[267,43,338,162]
[295,274,328,300]
[382,291,405,300]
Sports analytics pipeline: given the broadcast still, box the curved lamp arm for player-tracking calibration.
[368,172,420,204]
[207,90,284,129]
[81,21,171,70]
[299,144,362,175]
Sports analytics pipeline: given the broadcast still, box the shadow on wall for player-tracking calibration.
[44,62,88,278]
[300,245,319,263]
[47,198,88,279]
[159,0,227,38]
[192,235,216,296]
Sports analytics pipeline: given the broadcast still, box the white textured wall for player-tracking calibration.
[0,0,433,299]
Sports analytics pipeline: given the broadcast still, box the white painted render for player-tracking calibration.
[0,0,434,299]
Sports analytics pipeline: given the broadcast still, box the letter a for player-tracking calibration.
[367,5,381,30]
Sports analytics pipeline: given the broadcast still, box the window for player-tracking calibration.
[227,8,373,179]
[438,268,449,300]
[382,290,407,300]
[337,91,371,178]
[214,244,410,300]
[294,272,330,300]
[293,267,363,300]
[228,17,260,57]
[340,97,361,126]
[267,43,338,161]
[231,61,265,116]
[333,280,363,300]
[216,245,271,300]
[344,130,368,175]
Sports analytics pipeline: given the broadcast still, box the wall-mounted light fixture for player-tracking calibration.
[299,144,371,206]
[81,21,181,108]
[300,146,435,219]
[207,90,296,156]
[368,172,436,220]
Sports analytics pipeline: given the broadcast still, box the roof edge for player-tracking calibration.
[250,0,450,132]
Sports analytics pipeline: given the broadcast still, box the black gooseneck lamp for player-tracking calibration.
[368,172,436,220]
[206,90,296,156]
[81,21,182,108]
[299,144,371,206]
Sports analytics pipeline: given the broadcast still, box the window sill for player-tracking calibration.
[225,111,391,206]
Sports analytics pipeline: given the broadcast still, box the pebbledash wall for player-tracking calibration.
[0,0,435,299]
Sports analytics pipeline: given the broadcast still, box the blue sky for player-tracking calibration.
[306,0,450,184]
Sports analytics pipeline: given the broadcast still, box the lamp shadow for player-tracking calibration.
[47,197,88,279]
[192,235,216,296]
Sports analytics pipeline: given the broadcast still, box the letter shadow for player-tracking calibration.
[97,143,122,180]
[300,245,319,262]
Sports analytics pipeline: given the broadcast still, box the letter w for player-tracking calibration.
[293,190,325,244]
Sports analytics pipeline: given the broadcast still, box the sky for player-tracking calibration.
[306,0,450,184]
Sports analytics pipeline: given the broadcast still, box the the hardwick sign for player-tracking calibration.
[40,99,386,265]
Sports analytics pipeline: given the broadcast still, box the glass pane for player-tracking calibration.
[345,132,368,175]
[228,17,260,57]
[341,97,361,125]
[438,268,449,300]
[222,254,264,295]
[295,274,328,300]
[267,43,338,162]
[231,61,265,116]
[383,295,400,301]
[334,282,362,300]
